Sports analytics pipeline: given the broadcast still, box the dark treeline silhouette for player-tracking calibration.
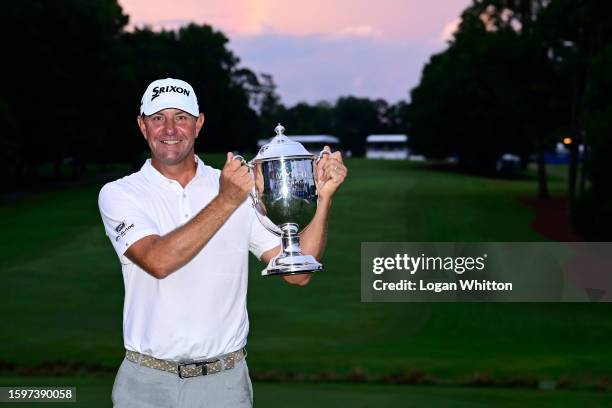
[2,0,274,190]
[2,1,610,238]
[2,1,407,190]
[4,1,130,185]
[408,0,611,239]
[258,84,409,156]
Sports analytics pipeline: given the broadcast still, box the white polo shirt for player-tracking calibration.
[98,156,279,362]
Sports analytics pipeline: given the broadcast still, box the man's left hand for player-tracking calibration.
[315,146,347,200]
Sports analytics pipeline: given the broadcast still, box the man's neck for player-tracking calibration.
[151,155,198,188]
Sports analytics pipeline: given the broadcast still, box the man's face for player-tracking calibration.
[137,108,205,166]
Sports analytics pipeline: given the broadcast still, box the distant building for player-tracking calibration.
[366,134,409,160]
[543,142,585,164]
[258,135,340,155]
[495,153,522,175]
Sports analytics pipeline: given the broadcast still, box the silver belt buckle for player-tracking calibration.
[178,362,202,378]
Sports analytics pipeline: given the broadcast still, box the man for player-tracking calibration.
[98,78,347,407]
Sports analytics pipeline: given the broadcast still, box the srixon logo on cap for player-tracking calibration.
[151,85,190,101]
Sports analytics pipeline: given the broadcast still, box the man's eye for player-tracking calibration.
[153,116,163,121]
[177,115,187,121]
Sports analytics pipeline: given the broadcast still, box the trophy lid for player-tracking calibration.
[252,123,313,162]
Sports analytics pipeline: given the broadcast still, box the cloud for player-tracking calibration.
[230,34,434,105]
[440,18,461,42]
[129,18,191,31]
[120,0,472,43]
[337,25,382,38]
[118,0,473,104]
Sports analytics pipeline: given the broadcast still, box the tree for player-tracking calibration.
[409,0,566,200]
[3,0,129,182]
[410,7,535,173]
[573,42,612,239]
[538,0,612,210]
[0,99,19,188]
[334,97,389,156]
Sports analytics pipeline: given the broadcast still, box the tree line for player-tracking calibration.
[2,1,610,238]
[258,84,409,157]
[1,1,408,187]
[2,0,278,188]
[407,0,611,239]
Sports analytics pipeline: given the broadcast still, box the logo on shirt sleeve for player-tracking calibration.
[114,221,135,241]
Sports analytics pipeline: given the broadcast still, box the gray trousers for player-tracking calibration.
[112,357,253,408]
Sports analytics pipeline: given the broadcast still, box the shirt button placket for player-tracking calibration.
[182,190,190,220]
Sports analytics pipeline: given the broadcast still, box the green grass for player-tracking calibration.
[0,376,610,408]
[1,156,611,405]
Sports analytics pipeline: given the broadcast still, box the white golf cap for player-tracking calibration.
[140,78,199,117]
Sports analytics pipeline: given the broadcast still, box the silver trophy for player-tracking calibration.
[235,124,328,276]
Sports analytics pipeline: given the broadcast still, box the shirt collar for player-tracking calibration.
[142,155,205,187]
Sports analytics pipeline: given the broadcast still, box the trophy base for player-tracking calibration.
[261,223,323,277]
[261,254,323,277]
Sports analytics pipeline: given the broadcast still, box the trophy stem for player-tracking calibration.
[261,223,324,277]
[280,223,301,255]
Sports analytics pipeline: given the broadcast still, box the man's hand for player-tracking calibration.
[219,152,254,207]
[315,146,348,200]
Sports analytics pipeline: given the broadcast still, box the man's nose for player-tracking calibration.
[164,120,176,135]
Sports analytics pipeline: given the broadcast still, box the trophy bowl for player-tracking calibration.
[235,123,326,277]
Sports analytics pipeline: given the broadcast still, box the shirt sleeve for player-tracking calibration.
[98,183,160,264]
[249,207,281,260]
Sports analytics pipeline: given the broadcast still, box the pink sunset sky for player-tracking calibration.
[118,0,471,106]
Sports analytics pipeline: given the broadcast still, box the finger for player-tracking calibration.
[317,157,328,181]
[334,169,347,181]
[223,153,240,172]
[317,152,329,166]
[329,166,340,182]
[330,151,343,163]
[236,164,249,177]
[322,168,334,182]
[324,161,346,180]
[317,146,330,164]
[323,159,341,172]
[227,157,243,171]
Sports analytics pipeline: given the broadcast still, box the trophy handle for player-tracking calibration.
[232,154,249,166]
[315,148,331,164]
[313,148,331,198]
[232,155,258,205]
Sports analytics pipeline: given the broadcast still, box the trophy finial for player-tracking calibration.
[275,123,285,136]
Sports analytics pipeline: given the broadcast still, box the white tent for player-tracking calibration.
[366,134,409,160]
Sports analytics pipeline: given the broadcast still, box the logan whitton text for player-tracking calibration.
[372,279,513,292]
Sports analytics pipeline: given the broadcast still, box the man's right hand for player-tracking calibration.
[219,152,254,207]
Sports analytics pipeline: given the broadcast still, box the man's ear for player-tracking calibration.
[137,115,147,140]
[195,113,205,137]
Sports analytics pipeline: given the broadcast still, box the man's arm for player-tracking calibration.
[260,148,347,286]
[125,153,253,279]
